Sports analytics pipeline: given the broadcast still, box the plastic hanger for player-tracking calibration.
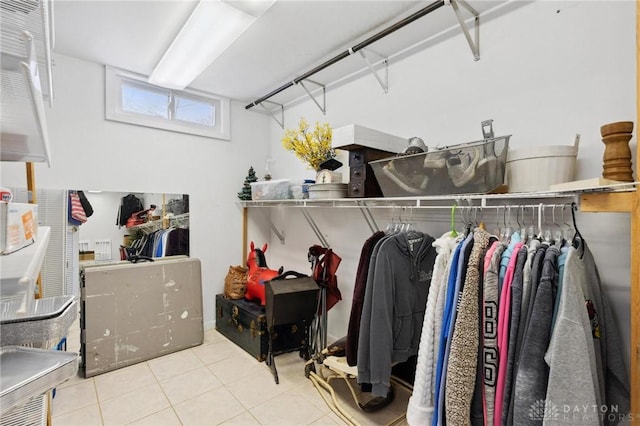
[450,204,458,237]
[552,205,564,248]
[478,206,485,231]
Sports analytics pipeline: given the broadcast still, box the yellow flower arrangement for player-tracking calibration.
[281,117,334,171]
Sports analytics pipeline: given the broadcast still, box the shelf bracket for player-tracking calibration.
[358,48,388,93]
[448,0,480,61]
[300,209,330,248]
[258,208,286,244]
[357,201,380,233]
[257,100,285,129]
[297,79,326,115]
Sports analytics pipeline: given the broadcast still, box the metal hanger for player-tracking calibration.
[570,202,585,258]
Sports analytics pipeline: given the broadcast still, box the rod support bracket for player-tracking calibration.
[258,207,285,244]
[300,209,329,248]
[358,48,389,93]
[449,0,480,61]
[297,79,326,115]
[257,100,285,129]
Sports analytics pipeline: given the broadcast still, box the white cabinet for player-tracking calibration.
[0,2,78,421]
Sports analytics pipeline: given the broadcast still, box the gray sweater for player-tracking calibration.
[543,245,599,425]
[357,231,436,397]
[513,245,559,425]
[503,245,529,425]
[581,241,630,423]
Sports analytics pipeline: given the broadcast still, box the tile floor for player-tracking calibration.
[51,325,410,426]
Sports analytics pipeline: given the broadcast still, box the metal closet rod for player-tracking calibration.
[245,0,446,110]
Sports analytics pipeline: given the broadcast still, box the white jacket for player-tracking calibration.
[407,231,462,426]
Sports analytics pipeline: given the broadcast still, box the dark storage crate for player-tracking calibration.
[215,294,306,362]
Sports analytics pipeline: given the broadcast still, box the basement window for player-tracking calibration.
[105,66,230,140]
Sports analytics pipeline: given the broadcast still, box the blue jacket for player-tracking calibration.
[432,234,472,426]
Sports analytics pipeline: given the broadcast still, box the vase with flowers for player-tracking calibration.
[281,117,334,173]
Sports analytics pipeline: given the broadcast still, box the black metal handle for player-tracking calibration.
[270,270,309,281]
[129,255,154,263]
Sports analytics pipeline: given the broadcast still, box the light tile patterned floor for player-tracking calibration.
[51,326,410,426]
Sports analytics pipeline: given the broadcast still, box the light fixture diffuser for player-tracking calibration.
[148,0,275,90]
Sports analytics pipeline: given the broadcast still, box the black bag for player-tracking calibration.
[117,194,143,227]
[77,190,94,217]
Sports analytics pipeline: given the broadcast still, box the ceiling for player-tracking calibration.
[52,0,515,108]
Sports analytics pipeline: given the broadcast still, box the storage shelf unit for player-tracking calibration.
[0,0,54,166]
[1,4,70,423]
[0,226,50,314]
[0,0,54,101]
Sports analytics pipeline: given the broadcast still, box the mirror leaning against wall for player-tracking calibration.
[77,191,190,264]
[4,188,190,300]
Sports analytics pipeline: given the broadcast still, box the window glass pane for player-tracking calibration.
[174,95,215,127]
[121,82,170,119]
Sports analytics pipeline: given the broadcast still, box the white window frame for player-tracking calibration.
[105,66,230,140]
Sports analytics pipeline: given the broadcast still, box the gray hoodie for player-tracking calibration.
[357,231,437,397]
[581,241,630,423]
[513,245,559,425]
[543,245,599,425]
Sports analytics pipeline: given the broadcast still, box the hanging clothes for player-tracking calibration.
[542,244,598,425]
[165,227,190,256]
[494,240,524,426]
[433,232,473,426]
[513,246,560,425]
[393,205,629,426]
[407,230,462,426]
[502,245,529,426]
[482,240,506,426]
[445,227,491,426]
[69,191,88,224]
[116,193,143,228]
[580,241,630,424]
[77,190,94,217]
[498,232,523,291]
[357,230,436,398]
[346,231,386,367]
[309,245,343,312]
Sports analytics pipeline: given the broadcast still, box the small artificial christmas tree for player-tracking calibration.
[237,166,258,200]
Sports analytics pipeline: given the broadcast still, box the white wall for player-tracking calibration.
[251,1,636,366]
[0,54,272,328]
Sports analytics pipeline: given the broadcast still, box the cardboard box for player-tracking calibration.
[79,251,96,261]
[1,202,38,255]
[331,124,407,153]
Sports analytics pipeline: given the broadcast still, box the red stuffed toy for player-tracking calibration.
[245,241,282,305]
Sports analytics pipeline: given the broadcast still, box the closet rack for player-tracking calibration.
[245,0,480,124]
[240,181,639,414]
[240,190,597,246]
[241,2,640,412]
[127,213,190,234]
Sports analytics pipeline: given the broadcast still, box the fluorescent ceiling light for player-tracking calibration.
[148,0,276,90]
